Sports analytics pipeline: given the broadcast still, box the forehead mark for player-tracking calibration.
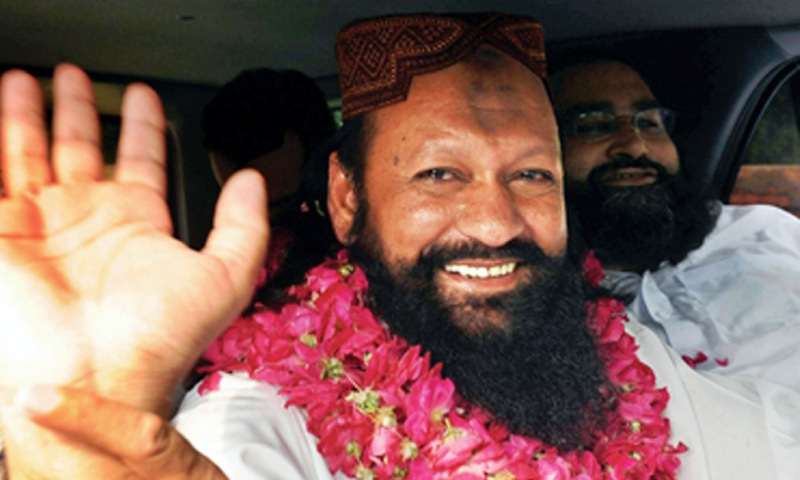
[466,79,525,132]
[460,46,531,132]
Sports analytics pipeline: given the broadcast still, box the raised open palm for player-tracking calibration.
[0,64,269,478]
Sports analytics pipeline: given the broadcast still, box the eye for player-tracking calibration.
[414,168,458,181]
[572,111,617,140]
[508,169,558,196]
[633,107,671,136]
[511,169,555,183]
[634,118,662,131]
[411,167,467,195]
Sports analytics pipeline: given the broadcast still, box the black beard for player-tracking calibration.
[349,228,608,450]
[566,155,717,273]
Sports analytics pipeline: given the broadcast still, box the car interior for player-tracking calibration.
[1,0,799,248]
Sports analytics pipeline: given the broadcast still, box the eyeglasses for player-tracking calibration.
[561,107,676,143]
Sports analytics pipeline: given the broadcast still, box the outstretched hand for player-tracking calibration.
[0,65,268,477]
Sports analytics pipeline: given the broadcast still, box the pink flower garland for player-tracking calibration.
[200,251,687,479]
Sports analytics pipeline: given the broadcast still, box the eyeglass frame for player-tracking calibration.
[558,105,676,143]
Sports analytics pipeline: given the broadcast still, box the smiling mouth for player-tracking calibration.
[444,261,518,279]
[601,167,658,185]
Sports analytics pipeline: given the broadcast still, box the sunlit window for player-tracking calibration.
[730,75,800,217]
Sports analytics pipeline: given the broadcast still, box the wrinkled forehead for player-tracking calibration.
[399,46,551,123]
[366,49,558,169]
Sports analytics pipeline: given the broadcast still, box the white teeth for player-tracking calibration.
[613,172,637,180]
[444,262,517,279]
[610,170,653,181]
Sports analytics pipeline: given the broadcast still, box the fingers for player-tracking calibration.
[17,385,229,480]
[115,82,167,198]
[1,65,167,198]
[51,63,104,183]
[203,169,269,312]
[0,69,52,197]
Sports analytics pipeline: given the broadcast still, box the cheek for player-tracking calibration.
[367,189,455,264]
[652,141,681,174]
[562,140,603,183]
[520,195,568,255]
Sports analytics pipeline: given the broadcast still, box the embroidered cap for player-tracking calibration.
[335,12,548,120]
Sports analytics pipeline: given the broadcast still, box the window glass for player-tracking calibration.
[328,98,343,127]
[730,76,800,217]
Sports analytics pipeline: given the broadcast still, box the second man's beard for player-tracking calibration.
[567,155,717,273]
[349,222,608,451]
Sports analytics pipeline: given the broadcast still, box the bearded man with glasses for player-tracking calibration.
[551,57,800,398]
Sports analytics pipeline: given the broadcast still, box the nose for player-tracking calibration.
[606,118,649,160]
[454,180,525,248]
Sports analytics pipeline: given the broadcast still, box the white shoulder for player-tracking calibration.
[173,372,347,480]
[690,203,800,257]
[716,203,800,230]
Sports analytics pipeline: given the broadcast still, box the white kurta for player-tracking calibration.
[602,203,800,390]
[174,372,348,480]
[174,316,800,479]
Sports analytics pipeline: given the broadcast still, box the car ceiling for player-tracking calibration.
[2,0,800,87]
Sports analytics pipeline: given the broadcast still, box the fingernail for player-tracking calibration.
[14,385,60,415]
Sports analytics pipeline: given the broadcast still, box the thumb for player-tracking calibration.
[202,169,270,315]
[18,385,229,480]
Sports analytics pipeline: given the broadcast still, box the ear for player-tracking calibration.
[327,151,358,245]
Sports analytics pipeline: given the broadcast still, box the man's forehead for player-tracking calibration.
[557,61,655,103]
[365,57,557,167]
[423,51,549,130]
[555,61,657,110]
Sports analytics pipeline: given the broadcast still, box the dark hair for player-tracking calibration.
[202,68,336,166]
[334,114,373,193]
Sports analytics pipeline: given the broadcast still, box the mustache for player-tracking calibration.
[409,239,561,280]
[587,155,671,188]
